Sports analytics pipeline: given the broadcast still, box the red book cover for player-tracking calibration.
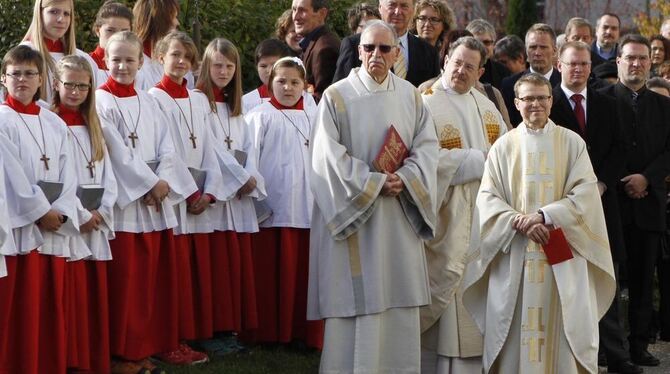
[372,125,409,173]
[542,228,574,265]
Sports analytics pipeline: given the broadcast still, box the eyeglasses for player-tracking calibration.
[560,61,591,68]
[4,70,39,79]
[450,59,478,73]
[517,95,551,103]
[361,44,395,54]
[59,80,91,91]
[417,16,442,25]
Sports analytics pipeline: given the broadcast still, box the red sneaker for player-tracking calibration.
[154,343,208,366]
[178,343,209,364]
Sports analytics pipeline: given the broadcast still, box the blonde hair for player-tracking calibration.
[155,31,199,68]
[23,0,76,100]
[51,55,105,162]
[196,38,242,116]
[105,31,144,61]
[132,0,180,56]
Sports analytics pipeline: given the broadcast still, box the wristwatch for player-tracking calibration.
[537,209,545,224]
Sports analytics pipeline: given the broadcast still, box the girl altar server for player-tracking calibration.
[0,45,81,374]
[22,0,100,103]
[52,55,118,374]
[245,57,324,349]
[133,0,194,89]
[242,38,316,114]
[149,31,244,344]
[196,37,267,339]
[95,31,205,370]
[89,1,134,84]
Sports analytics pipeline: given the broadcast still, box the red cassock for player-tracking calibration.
[0,252,67,374]
[241,227,323,349]
[107,230,180,360]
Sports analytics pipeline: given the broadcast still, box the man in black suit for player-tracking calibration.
[332,0,439,87]
[549,41,641,374]
[501,23,561,127]
[600,34,670,368]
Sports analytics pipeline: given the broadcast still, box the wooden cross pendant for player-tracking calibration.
[190,133,197,149]
[86,161,95,179]
[40,154,50,170]
[128,132,138,148]
[224,136,233,150]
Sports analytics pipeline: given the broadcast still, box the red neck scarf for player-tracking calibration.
[44,38,64,53]
[89,46,107,70]
[270,95,304,110]
[99,76,137,98]
[156,75,188,98]
[4,95,40,115]
[258,84,270,98]
[214,88,226,103]
[56,104,84,126]
[143,40,152,58]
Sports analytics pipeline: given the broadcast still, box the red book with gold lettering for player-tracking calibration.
[542,228,574,265]
[372,125,409,173]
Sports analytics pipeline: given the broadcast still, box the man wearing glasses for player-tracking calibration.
[332,0,439,87]
[600,34,670,368]
[463,72,616,373]
[309,20,438,373]
[420,36,507,373]
[549,41,641,374]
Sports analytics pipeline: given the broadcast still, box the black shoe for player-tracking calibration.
[631,349,660,367]
[608,360,644,373]
[599,355,608,367]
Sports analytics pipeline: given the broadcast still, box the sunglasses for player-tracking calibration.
[361,44,395,54]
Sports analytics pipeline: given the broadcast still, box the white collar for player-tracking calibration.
[560,84,588,102]
[530,67,554,81]
[358,67,392,92]
[398,32,408,48]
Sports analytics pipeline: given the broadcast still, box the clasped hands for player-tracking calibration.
[143,179,170,211]
[381,172,404,197]
[513,213,551,245]
[621,174,648,199]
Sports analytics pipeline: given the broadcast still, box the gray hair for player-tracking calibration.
[450,36,488,67]
[466,18,496,40]
[647,77,670,93]
[361,19,399,45]
[565,17,593,37]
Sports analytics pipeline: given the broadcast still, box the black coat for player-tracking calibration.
[550,85,627,261]
[501,68,561,127]
[599,82,670,232]
[480,59,511,89]
[332,32,440,88]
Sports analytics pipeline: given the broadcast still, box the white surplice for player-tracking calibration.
[419,80,507,372]
[20,41,100,103]
[137,54,194,91]
[0,106,83,258]
[96,89,197,233]
[462,121,616,374]
[245,100,315,229]
[66,125,118,260]
[308,68,438,373]
[197,94,267,233]
[149,87,238,234]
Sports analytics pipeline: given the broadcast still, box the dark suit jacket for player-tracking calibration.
[480,59,511,89]
[332,32,440,87]
[599,83,670,232]
[301,26,340,102]
[550,85,627,260]
[501,68,561,127]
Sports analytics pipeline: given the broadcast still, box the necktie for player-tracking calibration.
[394,42,407,79]
[571,93,586,135]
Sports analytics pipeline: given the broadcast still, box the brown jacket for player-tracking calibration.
[301,25,340,102]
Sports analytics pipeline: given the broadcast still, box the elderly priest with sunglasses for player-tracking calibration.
[461,73,615,374]
[308,20,438,373]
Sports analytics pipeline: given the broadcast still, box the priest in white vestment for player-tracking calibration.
[308,20,438,374]
[461,73,616,373]
[420,37,507,374]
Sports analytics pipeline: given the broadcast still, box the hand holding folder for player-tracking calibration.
[542,228,574,265]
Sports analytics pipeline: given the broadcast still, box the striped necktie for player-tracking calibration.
[394,41,407,79]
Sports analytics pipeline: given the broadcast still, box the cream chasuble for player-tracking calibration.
[462,121,615,374]
[309,68,438,373]
[420,79,507,368]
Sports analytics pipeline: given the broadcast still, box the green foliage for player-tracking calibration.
[505,0,537,39]
[0,0,359,90]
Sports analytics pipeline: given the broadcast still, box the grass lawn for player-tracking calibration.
[156,344,321,374]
